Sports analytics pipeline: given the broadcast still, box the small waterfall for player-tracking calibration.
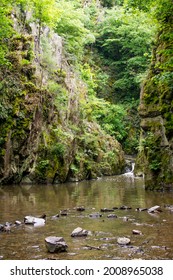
[131,162,135,173]
[124,160,135,176]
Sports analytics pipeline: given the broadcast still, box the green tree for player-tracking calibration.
[95,6,156,101]
[0,0,14,65]
[55,0,95,60]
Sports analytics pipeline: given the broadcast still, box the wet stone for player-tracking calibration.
[89,213,102,218]
[0,224,4,231]
[148,205,161,213]
[24,216,45,226]
[15,220,22,226]
[45,236,68,253]
[76,206,85,211]
[100,208,114,212]
[107,214,117,218]
[119,205,132,210]
[132,230,142,235]
[135,208,148,212]
[60,210,68,216]
[117,237,131,246]
[71,227,88,237]
[51,214,60,220]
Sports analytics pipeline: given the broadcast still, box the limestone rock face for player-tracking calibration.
[0,8,125,185]
[135,12,173,190]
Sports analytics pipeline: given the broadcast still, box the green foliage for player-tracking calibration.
[55,0,95,60]
[101,0,123,7]
[123,0,154,11]
[95,6,156,101]
[32,0,59,28]
[0,0,14,65]
[80,63,97,95]
[140,132,162,171]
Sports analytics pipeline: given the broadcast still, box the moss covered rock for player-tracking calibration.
[0,8,125,185]
[136,6,173,190]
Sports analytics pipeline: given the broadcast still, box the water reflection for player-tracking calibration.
[0,174,173,260]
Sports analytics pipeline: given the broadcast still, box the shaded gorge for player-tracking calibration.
[0,172,173,260]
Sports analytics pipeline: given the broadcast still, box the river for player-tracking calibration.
[0,171,173,260]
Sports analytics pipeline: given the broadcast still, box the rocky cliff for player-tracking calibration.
[0,7,125,184]
[135,7,173,190]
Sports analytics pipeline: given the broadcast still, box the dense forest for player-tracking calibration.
[0,0,173,189]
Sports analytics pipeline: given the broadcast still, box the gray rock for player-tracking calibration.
[132,229,142,235]
[45,236,68,253]
[107,214,117,218]
[119,205,132,210]
[76,206,85,211]
[135,207,148,212]
[71,227,88,237]
[101,208,114,212]
[15,220,22,226]
[148,205,161,213]
[24,216,45,226]
[51,214,60,220]
[60,210,68,216]
[89,213,102,218]
[117,237,131,245]
[0,224,4,231]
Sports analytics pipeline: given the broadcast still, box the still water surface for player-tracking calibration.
[0,172,173,260]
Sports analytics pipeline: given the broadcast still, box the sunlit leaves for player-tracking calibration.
[55,0,95,59]
[95,6,156,100]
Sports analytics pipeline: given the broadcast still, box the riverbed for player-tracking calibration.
[0,172,173,260]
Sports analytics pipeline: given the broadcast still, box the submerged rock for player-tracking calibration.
[122,216,129,222]
[60,210,68,216]
[0,222,11,233]
[76,206,85,211]
[71,227,88,237]
[51,214,60,220]
[135,207,148,212]
[89,213,102,218]
[107,214,117,218]
[0,224,4,231]
[119,205,132,210]
[101,208,114,212]
[45,236,68,253]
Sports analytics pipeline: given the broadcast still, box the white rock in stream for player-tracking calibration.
[117,237,131,246]
[45,236,68,253]
[147,205,161,213]
[24,216,45,226]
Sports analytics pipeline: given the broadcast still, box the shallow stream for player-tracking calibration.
[0,172,173,260]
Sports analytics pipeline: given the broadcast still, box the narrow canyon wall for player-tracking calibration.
[0,7,125,185]
[135,11,173,190]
